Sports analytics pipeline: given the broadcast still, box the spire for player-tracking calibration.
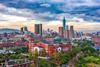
[63,17,66,22]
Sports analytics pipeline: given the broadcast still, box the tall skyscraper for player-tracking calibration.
[20,26,28,32]
[39,24,42,35]
[59,27,63,37]
[70,26,74,38]
[63,30,70,40]
[20,27,24,32]
[63,17,66,30]
[62,17,70,40]
[20,26,28,34]
[63,17,68,30]
[23,26,28,31]
[35,24,42,35]
[35,24,39,34]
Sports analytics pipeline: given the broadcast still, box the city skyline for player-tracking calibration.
[0,1,100,66]
[0,0,100,32]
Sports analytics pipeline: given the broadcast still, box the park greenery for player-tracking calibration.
[76,55,100,67]
[0,40,99,67]
[74,40,100,67]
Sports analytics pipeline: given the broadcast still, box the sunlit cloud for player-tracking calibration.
[0,0,100,32]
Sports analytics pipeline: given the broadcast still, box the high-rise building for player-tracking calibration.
[20,26,28,34]
[63,30,70,40]
[20,26,28,32]
[20,27,24,32]
[63,17,67,30]
[70,26,74,38]
[59,27,63,37]
[35,24,42,35]
[35,24,39,34]
[39,24,42,35]
[23,26,28,31]
[62,17,70,40]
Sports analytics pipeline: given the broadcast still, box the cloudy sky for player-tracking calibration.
[0,0,100,32]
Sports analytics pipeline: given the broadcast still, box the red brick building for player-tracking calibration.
[28,41,72,56]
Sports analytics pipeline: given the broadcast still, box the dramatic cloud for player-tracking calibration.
[0,0,100,32]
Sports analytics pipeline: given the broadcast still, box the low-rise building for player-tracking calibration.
[28,41,72,56]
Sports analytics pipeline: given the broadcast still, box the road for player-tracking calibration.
[66,52,84,67]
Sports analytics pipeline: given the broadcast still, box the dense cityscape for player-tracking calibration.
[0,17,100,67]
[0,0,100,67]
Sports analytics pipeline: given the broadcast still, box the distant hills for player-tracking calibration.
[0,28,20,34]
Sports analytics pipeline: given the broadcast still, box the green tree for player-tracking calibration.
[38,59,48,67]
[60,53,70,64]
[28,52,34,61]
[33,49,39,67]
[51,51,61,67]
[12,46,28,54]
